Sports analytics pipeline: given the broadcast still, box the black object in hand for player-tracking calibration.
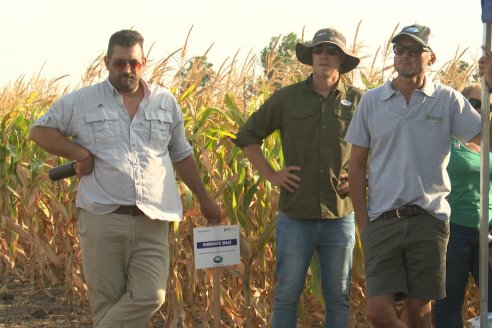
[48,162,76,181]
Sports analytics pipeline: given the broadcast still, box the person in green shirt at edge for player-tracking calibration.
[434,83,492,327]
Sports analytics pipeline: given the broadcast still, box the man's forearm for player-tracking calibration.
[242,144,275,181]
[348,145,370,232]
[349,173,369,232]
[174,154,211,202]
[29,126,89,161]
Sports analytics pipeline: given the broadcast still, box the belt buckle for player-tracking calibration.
[395,207,405,219]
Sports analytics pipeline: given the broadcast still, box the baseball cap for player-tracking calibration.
[392,24,432,51]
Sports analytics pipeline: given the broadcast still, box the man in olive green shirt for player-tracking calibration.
[234,27,364,328]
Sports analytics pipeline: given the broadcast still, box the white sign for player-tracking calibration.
[193,225,240,269]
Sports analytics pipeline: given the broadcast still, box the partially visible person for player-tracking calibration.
[29,29,221,328]
[480,46,492,86]
[234,27,364,327]
[433,83,492,327]
[346,24,486,328]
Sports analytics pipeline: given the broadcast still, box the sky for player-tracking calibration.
[0,0,486,88]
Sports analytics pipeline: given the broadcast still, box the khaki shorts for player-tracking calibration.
[361,211,449,301]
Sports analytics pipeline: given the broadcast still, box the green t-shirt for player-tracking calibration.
[447,137,492,228]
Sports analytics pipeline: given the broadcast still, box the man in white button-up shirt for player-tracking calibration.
[29,29,221,328]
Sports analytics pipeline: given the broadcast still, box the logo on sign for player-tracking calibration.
[213,256,223,263]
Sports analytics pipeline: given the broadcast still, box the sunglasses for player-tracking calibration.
[468,98,492,112]
[111,59,143,71]
[468,98,481,110]
[393,44,431,57]
[312,45,343,56]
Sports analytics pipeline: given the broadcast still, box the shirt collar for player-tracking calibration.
[419,77,435,97]
[104,78,151,98]
[381,75,435,101]
[304,74,345,96]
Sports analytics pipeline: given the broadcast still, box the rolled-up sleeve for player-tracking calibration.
[167,98,193,163]
[233,96,281,148]
[30,95,75,137]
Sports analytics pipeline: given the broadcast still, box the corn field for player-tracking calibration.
[0,24,482,327]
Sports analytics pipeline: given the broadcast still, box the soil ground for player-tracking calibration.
[0,274,172,328]
[0,274,92,328]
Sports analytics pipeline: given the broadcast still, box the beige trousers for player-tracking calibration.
[77,209,170,328]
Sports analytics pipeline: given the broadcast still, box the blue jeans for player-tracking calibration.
[271,212,355,328]
[434,223,492,328]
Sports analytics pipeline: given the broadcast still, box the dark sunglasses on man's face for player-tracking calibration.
[468,98,492,112]
[393,44,430,57]
[312,45,343,56]
[468,98,481,110]
[111,59,143,71]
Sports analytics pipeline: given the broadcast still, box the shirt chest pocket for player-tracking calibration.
[145,110,173,150]
[287,110,316,127]
[333,106,353,120]
[333,106,354,136]
[285,110,317,139]
[85,111,119,150]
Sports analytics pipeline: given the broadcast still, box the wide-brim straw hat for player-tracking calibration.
[295,28,360,73]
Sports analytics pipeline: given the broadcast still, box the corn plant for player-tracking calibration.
[0,24,481,327]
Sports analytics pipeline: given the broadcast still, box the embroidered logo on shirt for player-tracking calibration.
[425,115,443,123]
[341,99,352,106]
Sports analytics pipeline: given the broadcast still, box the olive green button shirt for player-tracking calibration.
[234,75,365,219]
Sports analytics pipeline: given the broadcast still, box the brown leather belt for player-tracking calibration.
[377,205,424,220]
[112,205,144,216]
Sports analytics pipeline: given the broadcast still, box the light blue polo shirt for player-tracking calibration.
[345,77,481,221]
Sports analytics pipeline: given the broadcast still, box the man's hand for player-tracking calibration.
[336,172,349,198]
[29,127,95,176]
[173,155,222,225]
[242,145,301,193]
[479,46,492,86]
[268,166,301,192]
[199,198,221,225]
[74,151,94,177]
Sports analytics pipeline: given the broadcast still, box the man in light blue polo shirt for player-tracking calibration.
[345,24,483,328]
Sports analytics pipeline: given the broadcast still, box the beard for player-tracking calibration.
[397,69,421,78]
[114,73,139,92]
[395,62,423,78]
